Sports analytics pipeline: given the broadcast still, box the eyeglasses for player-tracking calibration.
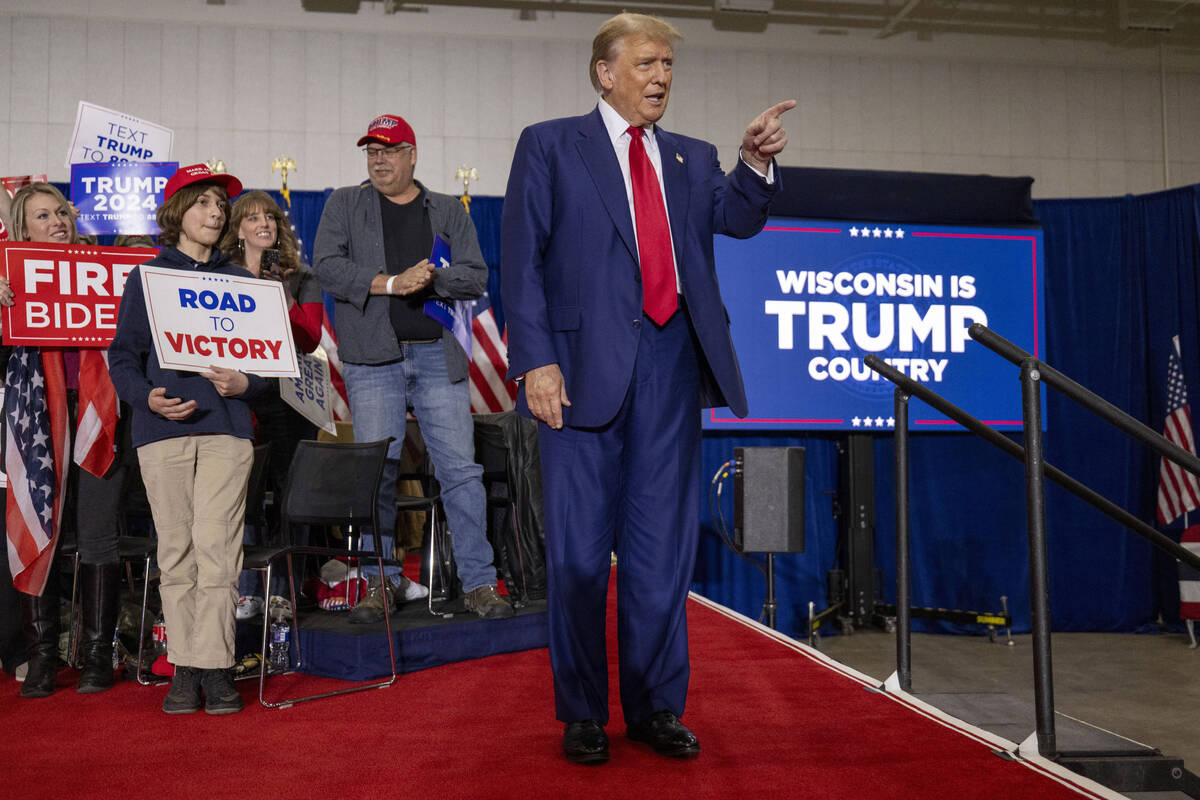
[362,144,413,159]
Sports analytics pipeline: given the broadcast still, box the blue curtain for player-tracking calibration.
[167,184,1200,638]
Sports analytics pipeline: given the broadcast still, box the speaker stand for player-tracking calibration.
[762,553,777,630]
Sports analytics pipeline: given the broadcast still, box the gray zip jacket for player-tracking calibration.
[312,180,487,381]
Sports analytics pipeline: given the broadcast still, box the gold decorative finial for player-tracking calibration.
[204,158,227,174]
[455,164,478,212]
[272,156,298,205]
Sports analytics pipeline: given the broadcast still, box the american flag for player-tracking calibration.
[318,308,352,423]
[73,349,119,477]
[5,347,70,595]
[469,297,517,414]
[1157,335,1200,525]
[274,187,352,423]
[1180,525,1200,620]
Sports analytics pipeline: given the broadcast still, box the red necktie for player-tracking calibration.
[627,126,677,326]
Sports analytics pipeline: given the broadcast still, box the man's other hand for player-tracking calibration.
[525,363,571,430]
[742,99,796,174]
[394,259,436,295]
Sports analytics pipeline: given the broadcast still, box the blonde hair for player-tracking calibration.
[10,183,78,244]
[589,13,682,94]
[219,190,301,272]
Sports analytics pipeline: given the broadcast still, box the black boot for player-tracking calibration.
[19,583,61,698]
[77,562,121,693]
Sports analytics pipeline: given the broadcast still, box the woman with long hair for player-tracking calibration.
[218,191,322,620]
[3,182,133,697]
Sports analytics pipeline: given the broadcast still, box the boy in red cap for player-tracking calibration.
[109,164,267,716]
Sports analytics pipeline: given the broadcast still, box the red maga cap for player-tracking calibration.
[357,114,416,148]
[163,164,243,202]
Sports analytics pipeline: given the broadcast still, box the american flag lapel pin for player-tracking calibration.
[676,153,684,164]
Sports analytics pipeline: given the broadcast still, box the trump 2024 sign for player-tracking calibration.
[706,218,1045,431]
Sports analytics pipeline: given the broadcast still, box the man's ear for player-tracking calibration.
[596,61,614,91]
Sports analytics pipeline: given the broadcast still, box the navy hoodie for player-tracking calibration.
[108,246,267,448]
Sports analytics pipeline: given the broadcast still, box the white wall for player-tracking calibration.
[3,0,1200,199]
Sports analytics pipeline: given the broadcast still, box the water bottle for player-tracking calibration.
[269,612,290,672]
[151,615,168,656]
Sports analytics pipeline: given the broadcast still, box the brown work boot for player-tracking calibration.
[464,585,515,619]
[348,576,395,624]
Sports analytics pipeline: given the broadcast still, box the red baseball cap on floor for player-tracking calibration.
[357,114,416,148]
[163,163,243,202]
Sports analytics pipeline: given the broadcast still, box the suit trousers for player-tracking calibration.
[539,308,701,726]
[138,434,253,669]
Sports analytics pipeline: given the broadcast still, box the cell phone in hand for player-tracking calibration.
[261,248,283,279]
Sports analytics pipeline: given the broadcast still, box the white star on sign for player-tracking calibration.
[895,228,905,239]
[851,416,861,426]
[850,227,860,237]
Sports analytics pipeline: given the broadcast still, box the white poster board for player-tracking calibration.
[280,348,338,434]
[140,267,299,377]
[65,102,174,168]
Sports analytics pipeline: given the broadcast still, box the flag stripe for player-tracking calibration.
[73,349,118,477]
[468,307,517,413]
[5,347,70,595]
[1159,347,1200,526]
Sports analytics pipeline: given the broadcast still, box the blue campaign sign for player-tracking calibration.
[706,218,1045,431]
[70,161,178,236]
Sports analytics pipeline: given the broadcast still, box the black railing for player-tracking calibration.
[865,325,1200,760]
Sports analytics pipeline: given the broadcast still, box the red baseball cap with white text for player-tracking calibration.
[357,114,416,148]
[163,164,243,202]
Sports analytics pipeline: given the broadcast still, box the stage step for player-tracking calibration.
[919,692,1200,798]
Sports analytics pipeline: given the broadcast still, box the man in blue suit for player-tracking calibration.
[501,12,793,765]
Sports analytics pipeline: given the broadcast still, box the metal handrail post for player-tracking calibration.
[894,389,912,693]
[1021,358,1057,757]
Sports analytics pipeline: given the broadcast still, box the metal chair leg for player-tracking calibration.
[135,552,166,686]
[67,552,81,668]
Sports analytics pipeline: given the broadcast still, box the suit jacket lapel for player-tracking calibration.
[575,109,638,262]
[655,128,690,283]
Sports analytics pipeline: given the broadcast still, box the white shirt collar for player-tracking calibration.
[597,98,656,150]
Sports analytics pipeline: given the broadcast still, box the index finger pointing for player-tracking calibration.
[764,99,797,120]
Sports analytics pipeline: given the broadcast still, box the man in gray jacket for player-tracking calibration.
[313,113,512,620]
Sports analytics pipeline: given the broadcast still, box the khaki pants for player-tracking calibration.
[139,435,253,669]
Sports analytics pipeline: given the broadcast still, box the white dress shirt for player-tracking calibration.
[596,98,775,294]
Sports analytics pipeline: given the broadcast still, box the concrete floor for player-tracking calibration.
[817,627,1200,771]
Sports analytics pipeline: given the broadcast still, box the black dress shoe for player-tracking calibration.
[626,710,700,758]
[563,719,609,765]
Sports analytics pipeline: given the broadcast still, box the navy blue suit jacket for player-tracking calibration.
[501,107,779,428]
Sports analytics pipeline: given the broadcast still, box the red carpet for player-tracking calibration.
[0,583,1117,800]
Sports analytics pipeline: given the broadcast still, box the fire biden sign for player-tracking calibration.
[0,242,157,347]
[706,218,1045,431]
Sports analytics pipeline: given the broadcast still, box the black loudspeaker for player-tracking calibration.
[733,447,805,553]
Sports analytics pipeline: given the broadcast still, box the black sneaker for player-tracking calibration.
[161,666,202,715]
[200,668,244,715]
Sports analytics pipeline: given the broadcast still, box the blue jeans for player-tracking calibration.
[341,343,496,592]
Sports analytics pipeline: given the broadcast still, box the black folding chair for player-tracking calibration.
[250,438,397,708]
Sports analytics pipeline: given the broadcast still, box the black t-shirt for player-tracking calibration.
[379,188,443,341]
